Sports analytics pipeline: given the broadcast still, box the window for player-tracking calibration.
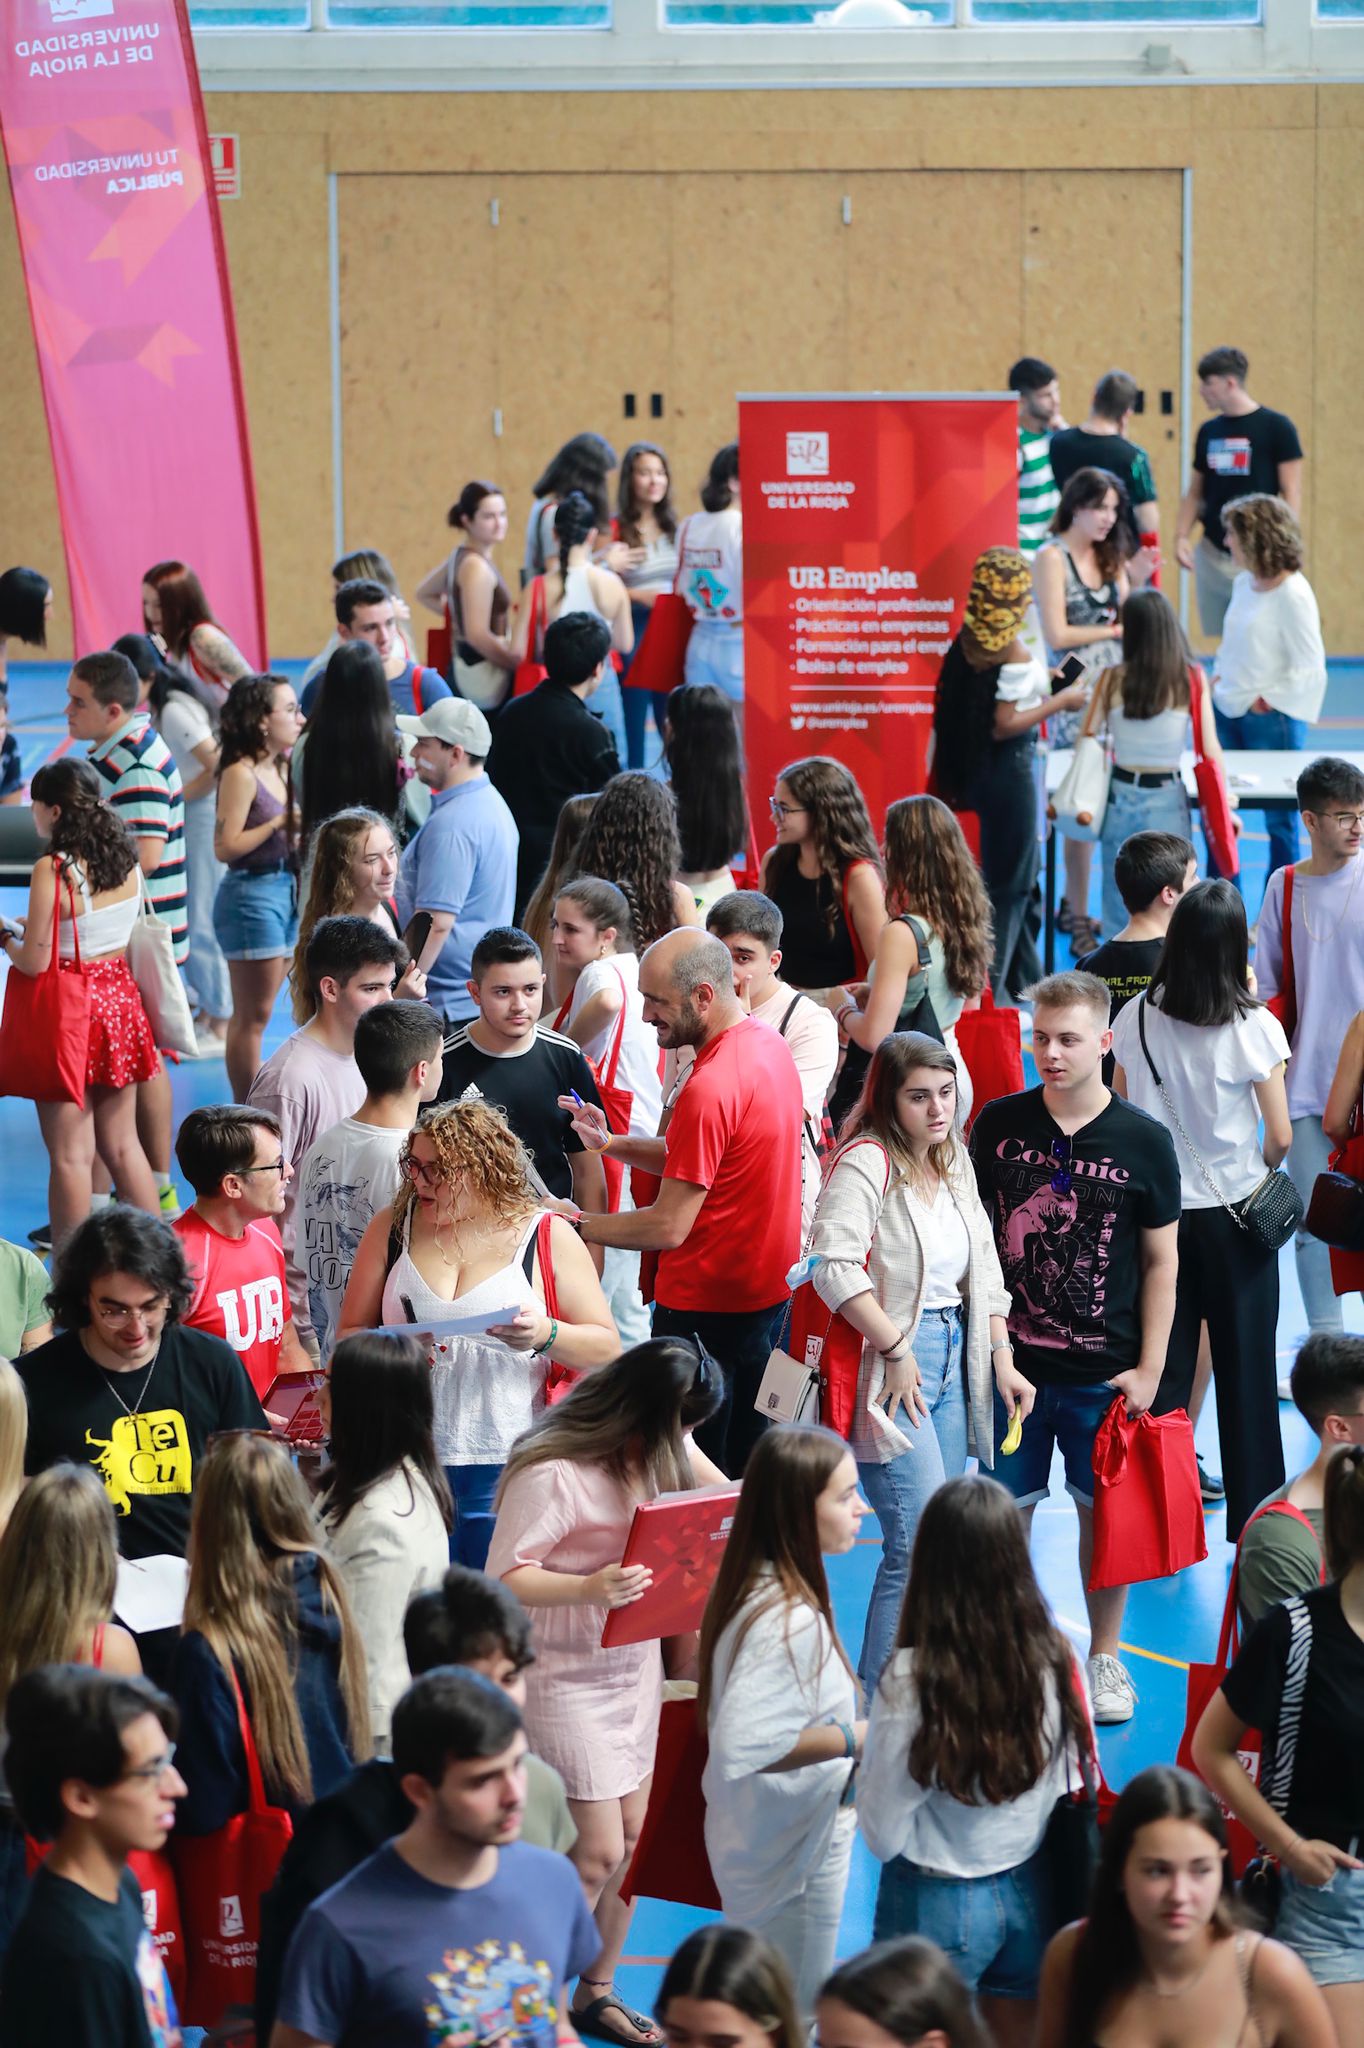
[325,0,609,17]
[972,0,1260,18]
[665,0,951,23]
[190,0,310,23]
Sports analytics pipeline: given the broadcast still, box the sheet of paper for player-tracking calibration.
[114,1553,190,1636]
[364,1304,526,1341]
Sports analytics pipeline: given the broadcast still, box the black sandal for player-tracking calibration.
[573,1985,663,2048]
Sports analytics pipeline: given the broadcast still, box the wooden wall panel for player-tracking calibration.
[1310,127,1364,653]
[0,196,70,659]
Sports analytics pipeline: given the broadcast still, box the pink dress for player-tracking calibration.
[485,1457,663,1802]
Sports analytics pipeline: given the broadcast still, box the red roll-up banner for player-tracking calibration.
[0,0,266,664]
[740,394,1017,837]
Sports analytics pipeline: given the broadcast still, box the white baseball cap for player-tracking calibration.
[395,698,493,755]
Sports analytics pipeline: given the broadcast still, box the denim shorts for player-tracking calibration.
[1276,1863,1364,1986]
[991,1379,1116,1510]
[873,1849,1046,1999]
[212,865,299,961]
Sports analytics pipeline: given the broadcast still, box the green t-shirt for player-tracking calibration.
[0,1239,49,1359]
[1236,1487,1325,1632]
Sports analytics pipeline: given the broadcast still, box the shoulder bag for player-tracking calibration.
[0,867,91,1103]
[622,520,693,698]
[756,1140,892,1434]
[512,578,549,697]
[1135,995,1304,1253]
[1176,1500,1324,1878]
[1240,1594,1314,1929]
[1189,662,1241,879]
[1038,1663,1104,1932]
[1306,1083,1364,1255]
[127,865,198,1057]
[1049,674,1111,842]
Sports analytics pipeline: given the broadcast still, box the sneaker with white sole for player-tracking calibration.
[1086,1652,1137,1725]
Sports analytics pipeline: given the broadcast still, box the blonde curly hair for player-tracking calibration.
[1223,493,1304,579]
[394,1097,539,1247]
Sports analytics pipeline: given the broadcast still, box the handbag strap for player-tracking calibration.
[601,968,629,1091]
[1187,662,1209,767]
[228,1664,269,1815]
[1279,864,1296,1024]
[50,860,83,975]
[1077,670,1108,744]
[1260,1594,1312,1816]
[1135,996,1245,1229]
[535,1211,559,1321]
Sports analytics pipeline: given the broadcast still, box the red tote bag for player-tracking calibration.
[782,1141,890,1442]
[0,872,91,1104]
[1189,664,1240,880]
[618,1697,721,1911]
[1087,1397,1208,1591]
[952,988,1024,1134]
[1175,1500,1323,1876]
[512,578,549,697]
[172,1671,294,2027]
[624,594,693,696]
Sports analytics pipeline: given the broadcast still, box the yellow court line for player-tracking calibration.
[1058,1613,1190,1671]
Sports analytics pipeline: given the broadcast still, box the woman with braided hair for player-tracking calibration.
[513,490,633,763]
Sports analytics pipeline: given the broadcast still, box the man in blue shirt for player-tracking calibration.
[300,579,451,721]
[395,698,517,1028]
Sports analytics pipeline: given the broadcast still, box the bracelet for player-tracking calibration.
[836,1004,858,1029]
[535,1318,559,1356]
[880,1334,909,1361]
[990,1337,1014,1355]
[835,1721,856,1758]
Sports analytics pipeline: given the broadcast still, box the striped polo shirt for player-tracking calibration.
[1017,427,1060,558]
[89,712,188,964]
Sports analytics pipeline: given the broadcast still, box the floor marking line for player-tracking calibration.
[1057,1613,1191,1671]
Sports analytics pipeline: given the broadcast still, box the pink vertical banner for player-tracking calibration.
[0,0,266,664]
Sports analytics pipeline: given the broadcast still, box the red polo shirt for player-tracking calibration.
[174,1210,291,1398]
[656,1016,803,1314]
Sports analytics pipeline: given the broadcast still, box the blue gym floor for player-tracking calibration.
[4,657,1363,1998]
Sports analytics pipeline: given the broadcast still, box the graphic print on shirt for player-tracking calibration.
[85,1409,192,1516]
[135,1924,182,2048]
[1205,435,1253,478]
[304,1158,382,1329]
[424,1938,558,2048]
[216,1277,284,1355]
[987,1137,1129,1358]
[688,550,736,620]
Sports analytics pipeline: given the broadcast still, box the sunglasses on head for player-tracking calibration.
[1050,1135,1073,1196]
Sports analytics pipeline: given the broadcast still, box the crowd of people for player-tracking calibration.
[0,376,1360,2048]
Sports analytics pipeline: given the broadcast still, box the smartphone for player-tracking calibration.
[402,910,433,963]
[1051,654,1087,695]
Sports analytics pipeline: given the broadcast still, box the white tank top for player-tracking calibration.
[55,861,139,960]
[558,563,610,632]
[1106,699,1191,771]
[381,1209,548,1465]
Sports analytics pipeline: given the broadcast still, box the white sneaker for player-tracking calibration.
[193,1026,228,1060]
[1086,1652,1137,1725]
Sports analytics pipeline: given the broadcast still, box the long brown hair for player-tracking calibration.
[143,558,215,661]
[838,1032,962,1191]
[290,807,394,1023]
[0,1359,25,1538]
[882,795,991,1000]
[895,1477,1091,1804]
[30,758,137,897]
[617,441,678,547]
[697,1424,855,1721]
[523,793,598,960]
[765,757,883,937]
[497,1337,715,1503]
[0,1464,119,1714]
[572,773,682,950]
[1050,466,1126,583]
[182,1435,371,1803]
[1106,587,1191,722]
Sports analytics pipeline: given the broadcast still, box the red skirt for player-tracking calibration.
[60,955,161,1089]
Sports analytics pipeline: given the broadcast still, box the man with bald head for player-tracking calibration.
[560,927,804,1470]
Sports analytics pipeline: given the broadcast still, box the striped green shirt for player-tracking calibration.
[89,713,188,965]
[1018,428,1059,559]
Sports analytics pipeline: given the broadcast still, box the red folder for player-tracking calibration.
[600,1483,741,1648]
[263,1371,328,1445]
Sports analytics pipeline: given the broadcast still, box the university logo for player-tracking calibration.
[42,0,116,21]
[786,432,829,477]
[219,1894,245,1939]
[217,1275,285,1354]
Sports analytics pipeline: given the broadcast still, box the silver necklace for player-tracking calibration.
[82,1334,161,1418]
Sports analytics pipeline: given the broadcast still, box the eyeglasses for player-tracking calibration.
[122,1743,177,1784]
[93,1295,167,1327]
[401,1156,443,1187]
[1324,812,1364,831]
[1050,1135,1073,1195]
[769,800,808,821]
[238,1157,288,1178]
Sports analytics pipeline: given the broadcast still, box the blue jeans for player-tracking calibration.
[874,1847,1047,1999]
[856,1307,968,1694]
[621,600,671,770]
[685,621,744,703]
[1286,1114,1345,1336]
[1212,706,1307,884]
[591,661,627,765]
[1099,774,1191,941]
[182,792,230,1020]
[444,1462,501,1568]
[990,1379,1115,1510]
[1276,1863,1364,1986]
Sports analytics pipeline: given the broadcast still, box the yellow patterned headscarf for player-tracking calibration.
[962,547,1033,655]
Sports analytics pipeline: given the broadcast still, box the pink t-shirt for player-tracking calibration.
[174,1209,290,1398]
[246,1028,365,1333]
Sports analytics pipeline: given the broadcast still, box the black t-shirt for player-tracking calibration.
[1048,426,1158,508]
[436,1025,604,1199]
[17,1324,267,1559]
[1077,936,1164,1085]
[1193,406,1304,552]
[0,1863,178,2047]
[1221,1582,1364,1851]
[969,1086,1181,1387]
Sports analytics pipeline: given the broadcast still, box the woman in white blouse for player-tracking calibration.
[697,1424,867,2023]
[1110,879,1292,1541]
[859,1474,1095,2048]
[1212,493,1327,880]
[808,1032,1031,1693]
[317,1332,453,1754]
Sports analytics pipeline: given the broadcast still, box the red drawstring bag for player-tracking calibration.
[624,518,694,696]
[1175,1499,1324,1876]
[1189,664,1240,879]
[513,578,549,697]
[171,1670,294,2027]
[1088,1397,1207,1590]
[619,1698,721,1911]
[952,988,1024,1133]
[781,1141,890,1442]
[0,871,91,1104]
[1267,865,1297,1043]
